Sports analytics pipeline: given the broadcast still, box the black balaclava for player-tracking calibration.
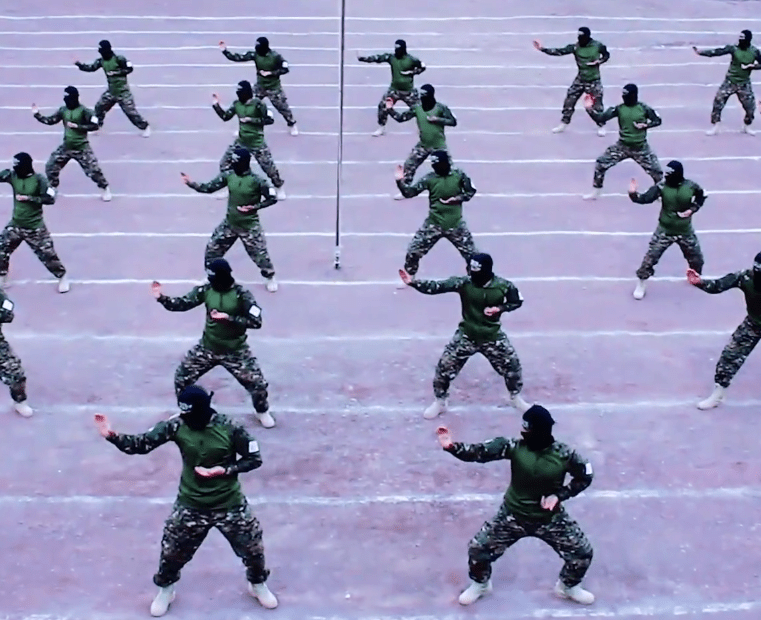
[255,36,270,56]
[739,30,752,50]
[622,83,638,107]
[230,146,251,176]
[430,150,451,177]
[753,251,761,290]
[207,258,235,292]
[12,152,33,178]
[236,80,253,103]
[521,405,556,452]
[394,39,407,59]
[664,160,684,188]
[63,86,80,110]
[98,39,114,60]
[577,27,591,46]
[468,253,494,288]
[178,385,215,431]
[420,84,436,111]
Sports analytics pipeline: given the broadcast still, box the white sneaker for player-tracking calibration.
[510,392,531,413]
[458,579,492,605]
[14,401,33,418]
[393,192,405,200]
[372,125,386,137]
[423,398,447,419]
[633,279,647,300]
[706,123,719,136]
[554,580,595,605]
[289,124,298,136]
[266,277,278,292]
[101,187,112,202]
[276,187,286,201]
[256,412,276,428]
[697,384,725,410]
[551,123,567,133]
[583,188,601,201]
[741,124,756,136]
[150,585,176,617]
[597,126,606,137]
[142,126,151,138]
[248,581,278,608]
[58,275,70,293]
[216,189,229,200]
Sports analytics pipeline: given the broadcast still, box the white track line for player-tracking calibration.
[0,62,723,69]
[1,15,761,21]
[0,29,754,36]
[0,45,721,52]
[6,82,754,89]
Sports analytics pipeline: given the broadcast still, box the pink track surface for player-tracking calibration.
[2,0,761,618]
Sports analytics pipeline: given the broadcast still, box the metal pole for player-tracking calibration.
[334,0,346,269]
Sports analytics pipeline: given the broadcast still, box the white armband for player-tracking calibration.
[281,61,288,69]
[2,299,13,311]
[585,462,593,475]
[46,186,56,197]
[267,109,273,118]
[420,62,426,68]
[126,61,133,68]
[518,292,524,301]
[90,115,98,124]
[248,440,259,453]
[249,305,262,318]
[268,187,276,197]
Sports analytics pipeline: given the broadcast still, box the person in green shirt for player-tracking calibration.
[94,385,278,617]
[694,30,761,136]
[219,37,298,136]
[687,252,761,410]
[0,153,69,293]
[151,258,275,429]
[181,147,279,292]
[399,253,531,418]
[386,83,457,194]
[533,27,610,136]
[437,406,594,607]
[627,160,706,300]
[32,86,112,201]
[394,151,478,278]
[74,39,151,137]
[0,288,33,418]
[582,84,663,200]
[358,39,427,136]
[212,81,285,200]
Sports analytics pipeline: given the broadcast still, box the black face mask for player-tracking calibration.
[99,40,114,60]
[178,385,215,431]
[754,253,761,289]
[739,31,752,50]
[207,259,235,292]
[63,86,79,110]
[430,151,451,177]
[664,161,684,188]
[394,39,407,59]
[230,148,251,176]
[521,405,555,452]
[622,84,638,107]
[469,253,494,288]
[236,80,253,103]
[420,85,435,111]
[255,37,270,56]
[12,153,33,178]
[577,28,591,46]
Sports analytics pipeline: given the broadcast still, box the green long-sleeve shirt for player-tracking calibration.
[695,270,761,326]
[539,39,610,82]
[411,275,523,343]
[396,168,476,230]
[0,169,56,229]
[222,48,289,90]
[106,412,262,510]
[0,289,15,340]
[213,98,274,149]
[446,437,593,523]
[629,179,706,235]
[157,283,263,353]
[357,52,426,92]
[388,102,457,150]
[187,171,277,230]
[34,105,99,150]
[697,44,761,84]
[589,102,661,147]
[76,55,134,96]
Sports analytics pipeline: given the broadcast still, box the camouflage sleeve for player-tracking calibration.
[112,55,135,77]
[409,55,426,75]
[273,52,290,76]
[229,285,263,330]
[157,285,207,311]
[554,446,593,501]
[641,103,662,128]
[396,172,431,198]
[187,174,228,193]
[75,57,102,72]
[34,107,64,125]
[357,53,393,63]
[79,107,100,132]
[27,174,56,206]
[628,183,661,204]
[696,270,745,294]
[106,418,179,455]
[597,41,611,63]
[457,171,477,203]
[0,169,11,185]
[498,280,524,313]
[697,45,733,57]
[588,105,617,125]
[0,291,15,323]
[225,420,264,475]
[752,48,761,68]
[539,43,575,56]
[245,100,274,127]
[688,180,707,210]
[387,107,415,123]
[410,276,467,295]
[254,176,278,210]
[436,104,457,127]
[222,48,257,62]
[213,102,236,122]
[445,436,517,462]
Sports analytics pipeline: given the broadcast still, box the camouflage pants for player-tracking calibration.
[174,342,269,413]
[0,223,66,278]
[561,76,604,125]
[0,337,27,403]
[220,140,283,188]
[714,316,761,388]
[592,140,662,189]
[153,500,269,588]
[711,78,755,125]
[205,220,274,278]
[434,328,523,399]
[45,143,108,189]
[405,219,477,276]
[254,85,296,126]
[378,87,419,125]
[94,90,149,130]
[468,504,593,587]
[403,142,441,184]
[636,226,703,280]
